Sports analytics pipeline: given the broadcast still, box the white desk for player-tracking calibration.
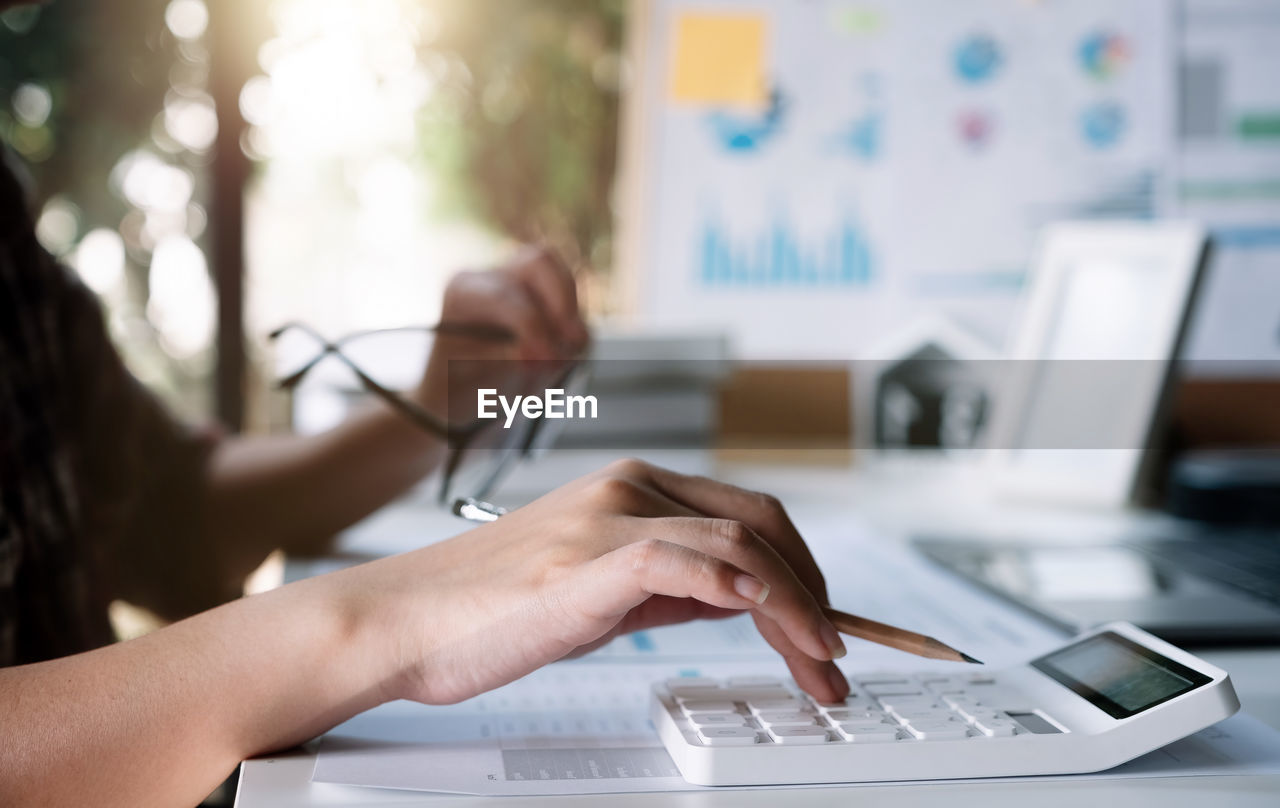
[236,451,1280,807]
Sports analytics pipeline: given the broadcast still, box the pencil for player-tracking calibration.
[823,606,983,665]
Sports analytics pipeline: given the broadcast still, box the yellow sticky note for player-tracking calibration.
[669,13,767,108]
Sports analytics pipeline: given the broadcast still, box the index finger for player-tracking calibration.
[507,246,588,351]
[648,516,839,663]
[640,466,830,605]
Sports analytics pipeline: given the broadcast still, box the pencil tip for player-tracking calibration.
[960,652,984,665]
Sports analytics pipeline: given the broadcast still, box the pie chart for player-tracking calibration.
[954,34,1003,84]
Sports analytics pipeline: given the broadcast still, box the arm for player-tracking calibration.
[0,460,849,807]
[204,402,445,559]
[0,566,388,808]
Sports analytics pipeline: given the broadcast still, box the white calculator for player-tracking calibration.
[650,622,1239,786]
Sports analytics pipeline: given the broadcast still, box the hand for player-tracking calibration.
[334,459,851,706]
[414,246,589,419]
[0,457,850,807]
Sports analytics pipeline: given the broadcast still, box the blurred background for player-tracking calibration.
[5,5,1280,803]
[1,0,1277,443]
[1,0,625,426]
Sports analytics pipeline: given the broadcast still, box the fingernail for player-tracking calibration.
[827,665,850,698]
[733,574,770,605]
[819,619,847,660]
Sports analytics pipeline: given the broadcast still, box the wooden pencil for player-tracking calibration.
[823,606,983,664]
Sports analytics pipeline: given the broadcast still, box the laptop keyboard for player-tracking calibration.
[1137,534,1280,606]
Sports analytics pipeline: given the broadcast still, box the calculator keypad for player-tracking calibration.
[666,674,1029,746]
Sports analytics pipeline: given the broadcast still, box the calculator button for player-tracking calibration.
[689,713,747,727]
[823,709,887,723]
[962,687,1024,711]
[679,700,738,715]
[835,720,896,732]
[756,711,817,727]
[719,684,791,695]
[878,693,939,705]
[877,696,940,712]
[904,722,972,741]
[666,677,719,689]
[814,696,869,711]
[768,726,831,744]
[864,683,925,697]
[669,685,723,699]
[726,676,783,688]
[667,680,723,696]
[854,674,910,685]
[918,675,963,687]
[893,710,961,725]
[697,727,760,746]
[928,684,968,695]
[836,724,902,742]
[747,698,802,714]
[973,718,1019,737]
[718,689,792,703]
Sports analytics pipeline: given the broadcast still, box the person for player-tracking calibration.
[0,19,848,808]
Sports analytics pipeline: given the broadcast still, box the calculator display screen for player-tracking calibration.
[1031,632,1212,719]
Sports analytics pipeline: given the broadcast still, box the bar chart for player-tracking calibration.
[698,217,876,287]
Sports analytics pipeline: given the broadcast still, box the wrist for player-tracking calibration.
[303,566,401,703]
[309,558,420,704]
[148,575,394,762]
[324,546,471,705]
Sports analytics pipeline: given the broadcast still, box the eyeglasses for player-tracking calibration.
[269,321,587,521]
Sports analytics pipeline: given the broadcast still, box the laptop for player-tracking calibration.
[912,222,1280,646]
[914,529,1280,645]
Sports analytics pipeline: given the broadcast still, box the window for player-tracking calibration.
[1,0,217,421]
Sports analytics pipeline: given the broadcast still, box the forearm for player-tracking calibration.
[207,401,446,561]
[0,573,390,808]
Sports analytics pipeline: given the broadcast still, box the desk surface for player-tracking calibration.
[236,452,1280,806]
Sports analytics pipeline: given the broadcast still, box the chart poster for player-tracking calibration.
[1176,0,1280,369]
[633,0,1176,358]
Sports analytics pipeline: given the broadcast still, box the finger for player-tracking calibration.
[567,526,846,702]
[751,611,850,703]
[577,465,842,662]
[642,467,830,604]
[507,247,587,350]
[577,464,843,663]
[647,516,844,663]
[570,539,769,626]
[562,599,739,661]
[448,270,558,360]
[616,596,742,635]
